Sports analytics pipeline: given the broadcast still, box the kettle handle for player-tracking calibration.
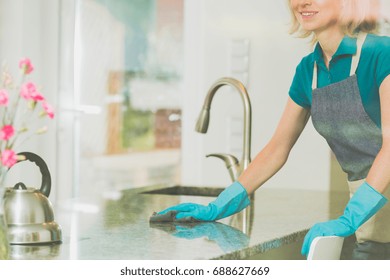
[16,152,51,197]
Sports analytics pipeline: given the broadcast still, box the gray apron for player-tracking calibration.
[311,33,390,243]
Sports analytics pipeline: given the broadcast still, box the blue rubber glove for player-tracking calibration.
[158,181,250,221]
[301,182,388,257]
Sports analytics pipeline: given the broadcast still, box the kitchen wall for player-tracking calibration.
[181,0,335,191]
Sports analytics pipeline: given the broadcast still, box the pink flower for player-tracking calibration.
[19,58,34,75]
[0,125,15,140]
[1,149,18,168]
[0,89,9,106]
[20,82,44,101]
[42,101,55,119]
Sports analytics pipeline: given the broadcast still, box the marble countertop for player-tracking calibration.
[9,185,350,260]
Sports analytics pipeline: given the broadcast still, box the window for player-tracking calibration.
[58,0,184,197]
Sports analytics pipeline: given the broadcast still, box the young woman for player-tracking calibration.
[157,0,390,259]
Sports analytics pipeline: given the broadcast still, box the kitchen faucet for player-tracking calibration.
[195,77,252,182]
[195,77,254,235]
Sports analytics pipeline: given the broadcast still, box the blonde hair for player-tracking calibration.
[287,0,380,39]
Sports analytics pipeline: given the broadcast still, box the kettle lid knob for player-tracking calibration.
[13,182,27,190]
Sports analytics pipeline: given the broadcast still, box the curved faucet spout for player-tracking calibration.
[195,77,252,179]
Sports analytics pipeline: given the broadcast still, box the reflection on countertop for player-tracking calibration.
[9,185,350,260]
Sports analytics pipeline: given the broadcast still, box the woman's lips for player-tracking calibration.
[300,11,318,19]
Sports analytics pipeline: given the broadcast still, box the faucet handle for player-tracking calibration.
[206,153,240,182]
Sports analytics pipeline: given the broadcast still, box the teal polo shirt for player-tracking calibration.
[289,34,390,128]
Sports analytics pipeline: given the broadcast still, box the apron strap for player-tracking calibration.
[312,32,367,90]
[350,32,367,75]
[312,62,318,90]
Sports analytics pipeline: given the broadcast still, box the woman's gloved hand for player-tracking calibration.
[157,181,250,221]
[301,182,388,257]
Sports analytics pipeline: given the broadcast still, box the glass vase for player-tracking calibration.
[0,215,9,259]
[0,171,10,260]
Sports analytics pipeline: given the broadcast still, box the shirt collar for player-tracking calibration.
[312,36,357,63]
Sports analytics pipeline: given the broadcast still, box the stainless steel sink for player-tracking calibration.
[141,185,224,197]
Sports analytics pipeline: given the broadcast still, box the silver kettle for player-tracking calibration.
[3,152,62,245]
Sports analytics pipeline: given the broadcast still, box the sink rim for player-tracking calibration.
[140,185,224,197]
